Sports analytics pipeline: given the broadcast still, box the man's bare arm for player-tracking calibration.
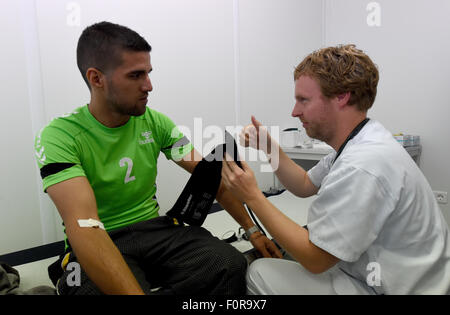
[47,176,144,295]
[272,144,319,198]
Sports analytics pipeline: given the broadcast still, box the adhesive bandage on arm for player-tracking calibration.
[77,218,105,230]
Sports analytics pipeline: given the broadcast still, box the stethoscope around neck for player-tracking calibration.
[332,118,370,166]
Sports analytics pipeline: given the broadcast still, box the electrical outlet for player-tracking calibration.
[433,191,448,204]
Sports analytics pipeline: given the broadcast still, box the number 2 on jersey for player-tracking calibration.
[119,157,136,184]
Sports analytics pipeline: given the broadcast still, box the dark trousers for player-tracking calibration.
[56,216,247,295]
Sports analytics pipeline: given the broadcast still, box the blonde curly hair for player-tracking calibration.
[294,44,379,112]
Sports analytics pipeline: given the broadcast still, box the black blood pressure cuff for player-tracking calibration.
[166,131,242,226]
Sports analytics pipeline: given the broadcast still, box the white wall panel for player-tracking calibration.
[237,0,324,189]
[0,1,44,254]
[325,0,450,224]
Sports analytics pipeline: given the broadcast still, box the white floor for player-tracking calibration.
[13,190,314,292]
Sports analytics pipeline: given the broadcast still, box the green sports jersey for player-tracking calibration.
[35,104,193,233]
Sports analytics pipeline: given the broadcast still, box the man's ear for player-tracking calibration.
[86,68,105,89]
[336,92,351,108]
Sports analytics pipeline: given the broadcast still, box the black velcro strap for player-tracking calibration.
[40,163,76,179]
[166,131,242,226]
[162,136,190,151]
[166,151,222,226]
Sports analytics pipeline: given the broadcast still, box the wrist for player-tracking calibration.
[243,225,262,241]
[245,190,266,210]
[265,141,279,162]
[263,136,275,155]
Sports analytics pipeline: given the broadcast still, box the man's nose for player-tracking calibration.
[143,76,153,92]
[291,102,301,117]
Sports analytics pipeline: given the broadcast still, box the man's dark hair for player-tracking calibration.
[77,21,151,89]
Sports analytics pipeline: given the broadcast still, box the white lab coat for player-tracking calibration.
[307,119,450,294]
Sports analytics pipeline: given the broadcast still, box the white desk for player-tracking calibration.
[282,144,334,161]
[282,144,422,165]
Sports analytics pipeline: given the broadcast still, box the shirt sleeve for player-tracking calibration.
[151,110,194,161]
[307,152,336,188]
[307,164,396,262]
[35,125,86,192]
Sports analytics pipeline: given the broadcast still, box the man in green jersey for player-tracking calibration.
[35,21,281,295]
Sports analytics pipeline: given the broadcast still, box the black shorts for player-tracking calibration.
[54,216,247,295]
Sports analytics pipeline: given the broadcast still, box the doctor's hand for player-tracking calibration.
[221,153,264,204]
[248,230,283,259]
[222,154,283,259]
[240,116,275,155]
